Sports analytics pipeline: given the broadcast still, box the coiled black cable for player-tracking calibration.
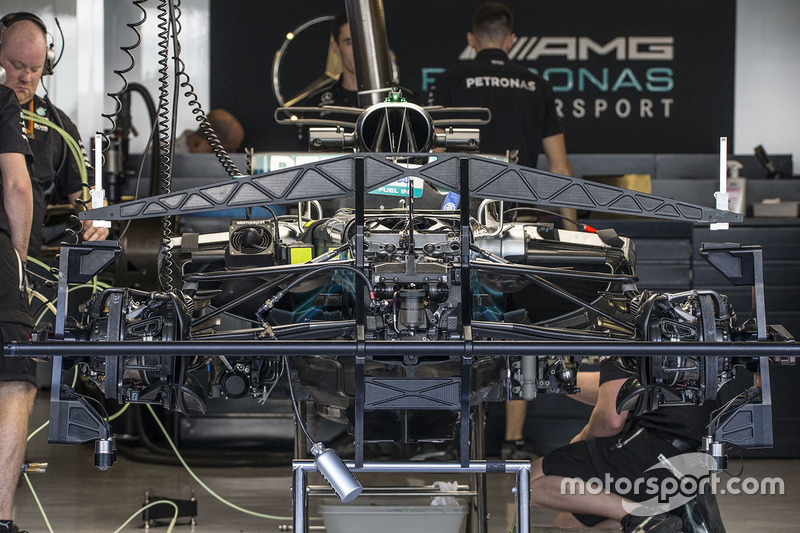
[155,0,176,291]
[180,72,242,177]
[169,0,240,177]
[101,0,147,140]
[90,1,150,240]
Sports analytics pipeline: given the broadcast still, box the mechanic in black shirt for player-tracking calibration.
[430,1,578,461]
[0,84,34,533]
[530,358,722,532]
[288,10,358,150]
[1,14,107,533]
[293,11,411,132]
[428,2,572,176]
[298,10,358,109]
[1,12,108,257]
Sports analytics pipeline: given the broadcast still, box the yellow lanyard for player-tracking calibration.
[25,100,35,138]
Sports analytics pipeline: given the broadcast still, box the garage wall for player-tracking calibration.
[2,0,798,164]
[2,0,209,153]
[734,0,800,166]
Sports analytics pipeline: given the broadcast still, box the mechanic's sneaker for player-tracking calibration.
[0,521,28,533]
[621,512,683,533]
[500,439,539,461]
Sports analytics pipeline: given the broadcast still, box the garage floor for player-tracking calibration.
[12,393,800,533]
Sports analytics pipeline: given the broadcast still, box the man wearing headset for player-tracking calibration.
[0,13,107,532]
[0,12,108,254]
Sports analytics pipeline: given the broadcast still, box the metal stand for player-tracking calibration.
[49,242,121,448]
[468,404,489,533]
[291,460,531,533]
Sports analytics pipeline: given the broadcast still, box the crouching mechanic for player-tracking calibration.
[530,357,725,532]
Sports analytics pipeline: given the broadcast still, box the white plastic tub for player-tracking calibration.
[320,502,468,533]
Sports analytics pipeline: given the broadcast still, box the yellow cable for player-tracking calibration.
[112,500,178,533]
[27,371,79,443]
[24,473,178,533]
[27,288,58,318]
[145,404,293,521]
[28,403,127,443]
[107,403,129,422]
[23,473,55,533]
[21,109,88,201]
[27,420,49,443]
[26,255,56,274]
[26,371,299,525]
[28,278,112,325]
[69,281,112,291]
[23,255,114,291]
[27,403,299,525]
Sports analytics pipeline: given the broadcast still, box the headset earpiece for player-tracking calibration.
[44,43,55,76]
[0,11,55,76]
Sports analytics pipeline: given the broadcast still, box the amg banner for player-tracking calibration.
[212,0,735,154]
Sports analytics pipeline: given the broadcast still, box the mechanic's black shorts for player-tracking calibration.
[541,428,687,527]
[0,235,35,385]
[0,321,36,385]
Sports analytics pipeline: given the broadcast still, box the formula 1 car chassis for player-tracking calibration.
[5,149,798,532]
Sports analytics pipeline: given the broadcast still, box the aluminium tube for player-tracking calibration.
[344,0,394,107]
[5,340,799,358]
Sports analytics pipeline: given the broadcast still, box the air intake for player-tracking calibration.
[226,220,275,267]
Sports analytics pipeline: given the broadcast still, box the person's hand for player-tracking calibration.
[82,220,109,241]
[570,428,587,444]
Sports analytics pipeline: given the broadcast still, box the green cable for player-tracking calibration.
[69,281,112,291]
[21,110,96,267]
[145,404,293,521]
[21,109,88,200]
[107,403,129,422]
[29,279,112,325]
[22,473,54,533]
[21,111,112,309]
[23,111,86,193]
[28,369,78,442]
[112,500,178,533]
[27,420,49,443]
[24,474,178,533]
[26,399,297,526]
[26,256,55,273]
[28,403,128,443]
[28,289,57,319]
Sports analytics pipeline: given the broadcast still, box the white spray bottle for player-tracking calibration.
[726,160,746,215]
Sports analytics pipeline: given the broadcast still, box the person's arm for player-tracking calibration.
[542,133,577,229]
[570,377,629,443]
[568,370,601,406]
[0,152,33,259]
[542,133,572,177]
